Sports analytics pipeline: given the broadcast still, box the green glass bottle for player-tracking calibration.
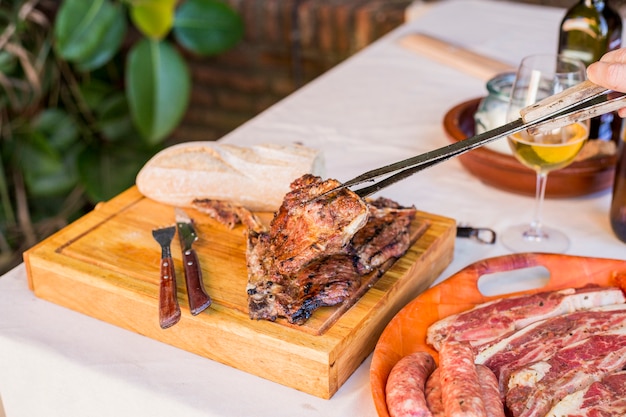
[558,0,623,141]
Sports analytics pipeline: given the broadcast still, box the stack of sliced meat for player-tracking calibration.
[246,174,417,324]
[422,285,626,417]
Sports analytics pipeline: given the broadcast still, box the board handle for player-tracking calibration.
[447,253,626,303]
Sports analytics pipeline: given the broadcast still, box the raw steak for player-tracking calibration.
[505,326,626,417]
[545,370,626,416]
[475,304,626,391]
[426,286,626,351]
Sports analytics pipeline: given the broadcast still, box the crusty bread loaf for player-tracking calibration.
[136,142,324,212]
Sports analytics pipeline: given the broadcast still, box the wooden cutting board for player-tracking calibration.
[23,186,455,399]
[370,253,626,416]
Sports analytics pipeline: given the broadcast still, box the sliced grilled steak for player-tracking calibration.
[352,197,416,274]
[192,198,266,233]
[246,174,416,324]
[268,174,369,276]
[426,286,626,351]
[505,326,626,417]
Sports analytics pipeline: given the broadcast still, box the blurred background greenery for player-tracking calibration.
[0,0,243,274]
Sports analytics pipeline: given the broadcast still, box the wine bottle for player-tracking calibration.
[610,132,626,242]
[558,0,623,142]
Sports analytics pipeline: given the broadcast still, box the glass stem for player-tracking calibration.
[529,171,549,240]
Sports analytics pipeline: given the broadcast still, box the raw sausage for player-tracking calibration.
[386,351,437,417]
[424,368,444,417]
[439,341,487,417]
[475,365,505,417]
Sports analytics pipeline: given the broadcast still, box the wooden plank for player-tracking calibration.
[24,186,455,399]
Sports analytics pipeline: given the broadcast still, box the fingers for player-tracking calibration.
[600,48,626,64]
[588,49,626,93]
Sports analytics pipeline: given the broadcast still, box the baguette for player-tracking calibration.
[136,142,324,212]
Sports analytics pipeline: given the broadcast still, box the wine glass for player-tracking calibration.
[500,54,590,253]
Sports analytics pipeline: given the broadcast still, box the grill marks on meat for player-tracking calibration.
[192,198,266,233]
[246,174,416,324]
[476,304,626,393]
[267,175,369,276]
[505,326,626,417]
[352,197,415,274]
[426,286,626,351]
[545,370,626,416]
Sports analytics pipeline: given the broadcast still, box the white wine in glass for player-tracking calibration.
[501,54,590,253]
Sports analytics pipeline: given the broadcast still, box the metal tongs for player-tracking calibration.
[329,80,626,198]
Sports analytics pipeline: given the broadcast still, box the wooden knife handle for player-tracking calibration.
[159,256,181,329]
[181,248,212,315]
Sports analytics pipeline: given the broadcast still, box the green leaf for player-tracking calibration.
[125,39,190,144]
[19,140,82,197]
[173,0,243,56]
[31,109,79,151]
[54,0,126,70]
[0,51,16,74]
[78,144,154,202]
[75,14,127,72]
[129,0,176,39]
[79,79,116,109]
[95,93,139,142]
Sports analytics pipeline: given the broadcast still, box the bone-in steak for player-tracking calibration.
[476,304,626,393]
[545,370,626,416]
[426,286,626,351]
[246,174,416,324]
[505,326,626,417]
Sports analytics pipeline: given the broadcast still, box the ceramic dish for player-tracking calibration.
[443,98,617,198]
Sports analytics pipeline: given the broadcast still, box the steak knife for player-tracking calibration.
[175,208,212,315]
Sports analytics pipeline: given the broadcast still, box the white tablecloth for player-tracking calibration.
[2,1,625,416]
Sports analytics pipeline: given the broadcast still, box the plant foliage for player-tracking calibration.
[0,0,244,274]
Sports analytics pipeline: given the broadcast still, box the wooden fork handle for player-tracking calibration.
[159,256,181,329]
[181,248,212,315]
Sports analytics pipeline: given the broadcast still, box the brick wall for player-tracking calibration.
[170,0,626,144]
[170,0,412,143]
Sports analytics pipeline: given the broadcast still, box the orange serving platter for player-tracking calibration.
[370,253,626,417]
[23,186,456,399]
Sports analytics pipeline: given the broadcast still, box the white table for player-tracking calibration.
[2,1,625,416]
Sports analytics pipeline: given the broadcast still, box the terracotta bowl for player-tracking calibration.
[442,98,617,198]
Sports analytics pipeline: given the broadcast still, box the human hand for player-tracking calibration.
[587,48,626,117]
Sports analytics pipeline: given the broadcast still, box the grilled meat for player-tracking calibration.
[192,198,266,233]
[246,174,416,324]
